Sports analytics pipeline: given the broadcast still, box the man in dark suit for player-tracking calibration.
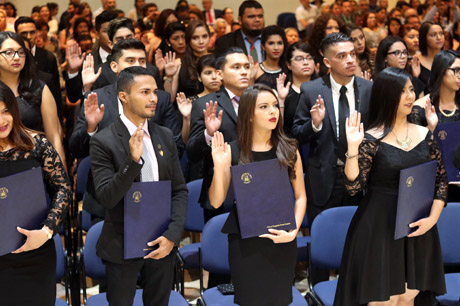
[292,32,372,285]
[202,0,222,26]
[214,0,264,61]
[187,47,251,220]
[292,32,372,222]
[89,66,187,306]
[69,39,180,222]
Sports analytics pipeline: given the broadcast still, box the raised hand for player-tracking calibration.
[82,54,102,93]
[12,226,49,253]
[84,92,104,133]
[276,73,291,101]
[164,51,179,77]
[176,92,192,119]
[155,49,165,73]
[259,228,297,243]
[66,41,85,74]
[409,54,421,78]
[204,101,223,137]
[129,123,144,162]
[248,55,259,83]
[310,95,326,128]
[346,111,364,149]
[211,131,231,169]
[361,70,373,81]
[425,97,438,132]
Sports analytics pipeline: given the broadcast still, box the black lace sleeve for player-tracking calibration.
[35,135,72,235]
[344,137,379,196]
[408,105,427,127]
[427,132,448,202]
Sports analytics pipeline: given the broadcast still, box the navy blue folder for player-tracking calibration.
[434,122,460,182]
[124,181,171,259]
[0,167,48,256]
[394,160,437,240]
[230,158,297,239]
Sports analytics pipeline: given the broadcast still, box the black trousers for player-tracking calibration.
[307,169,362,285]
[104,251,175,306]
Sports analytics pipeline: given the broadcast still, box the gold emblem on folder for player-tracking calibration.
[406,176,414,188]
[241,173,252,184]
[438,130,447,141]
[133,191,142,203]
[0,187,8,199]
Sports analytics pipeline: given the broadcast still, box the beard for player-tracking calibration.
[241,25,263,38]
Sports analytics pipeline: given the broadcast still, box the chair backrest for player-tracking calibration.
[276,12,297,29]
[54,234,65,282]
[184,179,205,232]
[310,206,357,269]
[82,221,106,280]
[76,157,91,201]
[437,202,460,266]
[201,213,230,275]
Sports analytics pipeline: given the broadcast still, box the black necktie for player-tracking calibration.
[338,86,349,162]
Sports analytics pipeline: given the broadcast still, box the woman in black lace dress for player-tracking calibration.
[0,81,72,306]
[208,84,306,306]
[334,68,447,306]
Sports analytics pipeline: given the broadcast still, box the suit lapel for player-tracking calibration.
[216,89,237,124]
[105,83,119,123]
[114,117,132,158]
[321,75,337,140]
[236,30,248,54]
[148,122,167,181]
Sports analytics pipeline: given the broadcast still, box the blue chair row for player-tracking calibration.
[80,221,189,305]
[197,213,309,306]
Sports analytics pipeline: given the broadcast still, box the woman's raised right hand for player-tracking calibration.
[211,131,231,169]
[346,111,364,150]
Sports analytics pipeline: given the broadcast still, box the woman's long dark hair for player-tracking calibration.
[237,84,298,179]
[429,49,460,106]
[341,23,372,63]
[419,21,442,56]
[183,19,210,82]
[160,21,186,54]
[0,32,40,104]
[367,67,412,138]
[308,14,343,55]
[154,9,178,38]
[0,80,34,150]
[261,25,288,73]
[374,35,407,76]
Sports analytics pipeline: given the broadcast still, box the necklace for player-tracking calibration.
[391,124,412,150]
[260,63,282,74]
[439,106,458,117]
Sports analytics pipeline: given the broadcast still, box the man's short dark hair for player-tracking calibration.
[111,38,146,63]
[35,19,49,31]
[118,66,154,94]
[95,10,118,32]
[142,3,158,16]
[14,17,36,32]
[107,17,135,42]
[320,32,353,55]
[216,47,247,70]
[238,0,263,17]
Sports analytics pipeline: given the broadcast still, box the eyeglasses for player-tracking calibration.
[387,49,409,58]
[0,49,26,58]
[292,55,314,63]
[448,67,460,77]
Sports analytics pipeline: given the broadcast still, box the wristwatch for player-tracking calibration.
[41,226,52,240]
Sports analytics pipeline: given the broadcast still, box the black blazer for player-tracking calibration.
[89,118,187,264]
[186,88,238,208]
[214,29,248,57]
[291,75,372,207]
[69,83,182,217]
